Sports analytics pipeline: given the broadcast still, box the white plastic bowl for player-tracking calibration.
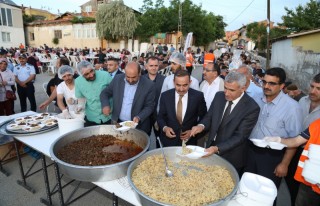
[250,139,268,148]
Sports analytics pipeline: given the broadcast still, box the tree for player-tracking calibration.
[96,0,140,40]
[23,14,36,23]
[52,37,59,45]
[246,22,267,51]
[246,22,290,51]
[280,0,320,33]
[139,0,153,13]
[70,16,95,24]
[135,0,226,46]
[154,0,164,9]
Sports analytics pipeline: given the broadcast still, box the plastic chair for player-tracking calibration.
[47,59,57,75]
[42,83,56,112]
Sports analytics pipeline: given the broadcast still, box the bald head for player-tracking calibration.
[125,62,141,85]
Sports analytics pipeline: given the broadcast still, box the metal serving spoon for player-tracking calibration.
[157,137,174,177]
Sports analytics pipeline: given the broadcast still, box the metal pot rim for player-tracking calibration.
[49,126,150,169]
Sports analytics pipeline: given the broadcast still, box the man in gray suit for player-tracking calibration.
[100,62,155,135]
[190,71,260,176]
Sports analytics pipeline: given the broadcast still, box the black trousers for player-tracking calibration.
[17,83,36,112]
[285,147,303,206]
[295,183,320,206]
[245,142,285,188]
[84,116,111,127]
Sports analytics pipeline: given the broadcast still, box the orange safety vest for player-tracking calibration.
[294,118,320,194]
[186,53,193,67]
[203,53,215,68]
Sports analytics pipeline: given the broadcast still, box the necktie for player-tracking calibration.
[177,95,184,125]
[220,101,233,125]
[109,72,113,78]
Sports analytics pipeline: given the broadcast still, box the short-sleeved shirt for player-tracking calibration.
[250,91,303,139]
[57,81,76,112]
[13,63,36,82]
[75,70,112,124]
[300,127,310,140]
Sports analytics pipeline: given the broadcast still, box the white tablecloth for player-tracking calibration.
[10,112,142,206]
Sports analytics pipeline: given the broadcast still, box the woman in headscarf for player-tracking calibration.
[0,58,15,115]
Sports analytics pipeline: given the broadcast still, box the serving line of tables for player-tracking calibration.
[3,111,142,206]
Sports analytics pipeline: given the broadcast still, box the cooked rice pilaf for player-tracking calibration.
[132,155,235,206]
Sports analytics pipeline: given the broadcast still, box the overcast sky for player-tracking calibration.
[13,0,311,31]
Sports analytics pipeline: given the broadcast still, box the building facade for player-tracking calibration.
[271,29,320,92]
[0,0,25,48]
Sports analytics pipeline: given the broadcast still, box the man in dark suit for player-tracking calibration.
[100,62,155,134]
[106,57,122,78]
[143,56,165,138]
[157,70,207,147]
[190,71,260,176]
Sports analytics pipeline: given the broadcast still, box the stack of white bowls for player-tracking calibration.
[228,172,277,206]
[302,144,320,184]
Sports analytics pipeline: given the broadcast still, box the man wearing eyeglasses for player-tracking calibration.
[200,63,224,110]
[75,60,112,126]
[246,67,303,198]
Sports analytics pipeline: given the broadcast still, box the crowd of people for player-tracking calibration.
[0,43,319,206]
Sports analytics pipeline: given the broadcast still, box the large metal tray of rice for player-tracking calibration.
[127,147,239,206]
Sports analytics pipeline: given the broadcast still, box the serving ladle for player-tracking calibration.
[157,137,174,177]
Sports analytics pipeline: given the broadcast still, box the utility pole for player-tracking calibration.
[266,0,270,69]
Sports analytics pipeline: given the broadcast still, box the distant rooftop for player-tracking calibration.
[0,0,18,7]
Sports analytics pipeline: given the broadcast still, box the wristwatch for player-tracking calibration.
[215,146,220,154]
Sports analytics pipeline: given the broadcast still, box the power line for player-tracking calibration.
[228,0,255,25]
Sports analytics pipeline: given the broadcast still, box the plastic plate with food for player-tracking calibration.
[176,145,208,159]
[41,117,58,125]
[22,123,45,132]
[113,121,138,132]
[7,123,24,130]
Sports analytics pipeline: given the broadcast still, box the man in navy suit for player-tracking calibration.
[106,57,122,78]
[157,70,207,147]
[190,71,260,176]
[100,61,155,134]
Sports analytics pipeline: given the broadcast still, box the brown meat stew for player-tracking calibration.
[57,135,143,166]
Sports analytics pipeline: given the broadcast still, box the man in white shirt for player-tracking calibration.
[200,62,224,110]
